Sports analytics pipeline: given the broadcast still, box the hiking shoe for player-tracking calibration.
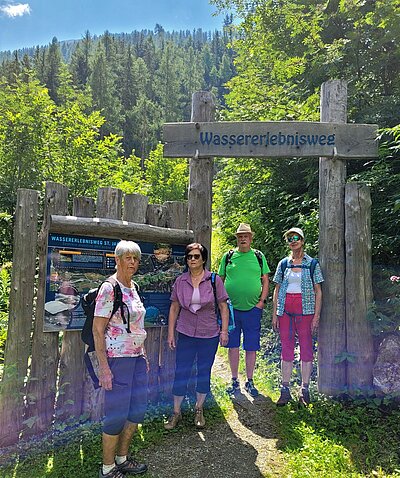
[226,378,240,395]
[276,386,292,406]
[99,466,125,478]
[164,412,182,430]
[116,455,147,475]
[244,379,259,397]
[299,387,311,406]
[194,408,205,428]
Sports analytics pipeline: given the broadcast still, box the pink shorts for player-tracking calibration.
[279,293,313,362]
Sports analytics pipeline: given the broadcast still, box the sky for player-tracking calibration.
[0,0,226,52]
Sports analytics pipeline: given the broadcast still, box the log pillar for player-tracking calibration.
[318,80,347,395]
[345,183,374,393]
[188,91,216,266]
[0,189,39,446]
[25,182,68,435]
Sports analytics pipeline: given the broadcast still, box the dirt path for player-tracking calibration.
[141,355,285,478]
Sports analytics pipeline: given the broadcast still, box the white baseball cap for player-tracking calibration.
[284,227,305,240]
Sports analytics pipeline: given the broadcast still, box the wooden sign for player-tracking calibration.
[163,121,378,159]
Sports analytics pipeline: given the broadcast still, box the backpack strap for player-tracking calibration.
[280,258,289,278]
[253,249,264,271]
[225,248,264,274]
[105,277,131,333]
[225,249,235,267]
[210,272,218,315]
[280,257,318,284]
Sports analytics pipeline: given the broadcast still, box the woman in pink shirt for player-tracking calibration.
[164,243,229,430]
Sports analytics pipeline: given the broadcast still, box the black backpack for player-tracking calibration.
[225,248,264,273]
[280,257,318,284]
[81,276,132,388]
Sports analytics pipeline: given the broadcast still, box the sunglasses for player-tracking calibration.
[287,235,302,243]
[187,254,201,260]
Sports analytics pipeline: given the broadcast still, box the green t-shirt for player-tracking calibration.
[218,248,270,311]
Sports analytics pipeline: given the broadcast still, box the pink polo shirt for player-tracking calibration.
[170,270,229,338]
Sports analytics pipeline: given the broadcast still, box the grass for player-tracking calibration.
[0,378,234,478]
[1,338,400,477]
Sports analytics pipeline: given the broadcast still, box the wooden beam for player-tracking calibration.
[163,121,378,159]
[49,215,194,245]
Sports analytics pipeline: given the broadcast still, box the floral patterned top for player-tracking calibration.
[94,275,146,358]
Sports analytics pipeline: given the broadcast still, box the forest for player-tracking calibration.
[0,1,400,476]
[0,2,399,270]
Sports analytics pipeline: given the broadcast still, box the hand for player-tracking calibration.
[143,355,150,373]
[255,300,264,309]
[272,315,279,331]
[98,366,113,391]
[311,316,319,335]
[219,331,229,346]
[167,334,176,350]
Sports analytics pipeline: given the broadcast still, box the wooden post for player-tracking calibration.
[56,197,95,422]
[188,91,216,265]
[97,187,123,219]
[146,204,168,227]
[345,183,374,393]
[25,182,68,435]
[85,188,123,421]
[123,194,149,223]
[318,80,347,395]
[0,189,39,446]
[164,201,188,229]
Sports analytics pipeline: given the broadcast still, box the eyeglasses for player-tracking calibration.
[187,254,201,260]
[287,235,302,243]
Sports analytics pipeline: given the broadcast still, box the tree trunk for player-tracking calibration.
[0,189,39,446]
[188,91,216,267]
[318,80,347,395]
[345,183,374,393]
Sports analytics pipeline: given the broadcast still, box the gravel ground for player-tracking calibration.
[141,355,285,478]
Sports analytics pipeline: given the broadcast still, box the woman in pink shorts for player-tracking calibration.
[272,227,323,406]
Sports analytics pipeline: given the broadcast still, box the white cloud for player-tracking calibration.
[0,3,31,18]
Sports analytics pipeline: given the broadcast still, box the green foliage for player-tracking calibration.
[367,267,400,336]
[213,157,320,269]
[142,144,189,203]
[211,0,400,266]
[276,396,400,477]
[0,213,12,264]
[0,263,10,367]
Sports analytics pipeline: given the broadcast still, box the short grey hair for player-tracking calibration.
[114,240,141,260]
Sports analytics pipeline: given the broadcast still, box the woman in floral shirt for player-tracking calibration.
[93,240,147,478]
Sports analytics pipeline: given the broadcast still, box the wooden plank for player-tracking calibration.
[318,80,347,396]
[345,183,374,393]
[163,121,378,159]
[0,189,39,446]
[56,197,95,423]
[49,215,194,245]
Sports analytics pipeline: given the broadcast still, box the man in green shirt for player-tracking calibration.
[218,223,270,397]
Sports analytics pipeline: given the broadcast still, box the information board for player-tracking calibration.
[44,233,186,332]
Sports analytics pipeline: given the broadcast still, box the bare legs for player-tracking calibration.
[228,347,256,379]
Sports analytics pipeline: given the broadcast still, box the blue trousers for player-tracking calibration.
[103,356,148,435]
[172,332,219,396]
